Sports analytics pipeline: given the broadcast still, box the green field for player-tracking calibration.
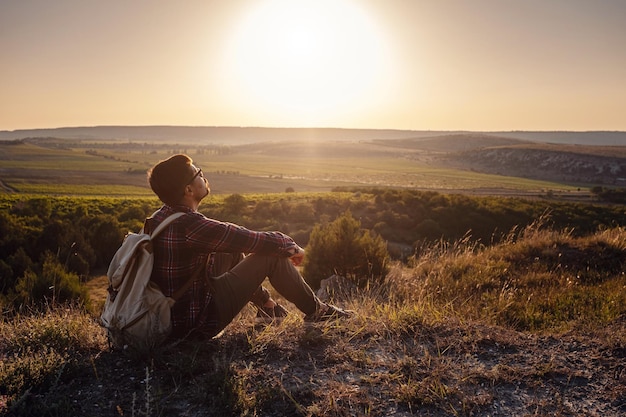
[0,138,584,196]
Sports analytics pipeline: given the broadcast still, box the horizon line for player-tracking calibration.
[2,125,625,134]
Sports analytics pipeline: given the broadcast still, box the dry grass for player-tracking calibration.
[2,224,626,416]
[396,219,626,332]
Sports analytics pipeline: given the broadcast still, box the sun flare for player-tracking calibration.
[217,0,393,126]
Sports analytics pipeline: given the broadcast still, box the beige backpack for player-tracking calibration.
[100,212,196,351]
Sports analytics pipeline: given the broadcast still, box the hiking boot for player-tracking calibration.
[256,302,289,322]
[304,304,354,322]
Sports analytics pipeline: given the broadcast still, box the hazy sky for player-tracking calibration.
[1,0,625,132]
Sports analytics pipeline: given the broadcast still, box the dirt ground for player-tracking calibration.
[22,312,625,417]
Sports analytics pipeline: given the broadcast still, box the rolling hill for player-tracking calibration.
[2,126,626,146]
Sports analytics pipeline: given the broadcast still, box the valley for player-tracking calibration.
[1,129,625,198]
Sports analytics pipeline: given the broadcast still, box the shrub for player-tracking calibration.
[302,211,389,290]
[224,193,247,213]
[12,254,89,310]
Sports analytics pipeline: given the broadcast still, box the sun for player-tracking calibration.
[216,0,393,127]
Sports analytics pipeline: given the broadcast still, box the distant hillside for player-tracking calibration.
[373,133,529,152]
[0,126,438,144]
[448,145,626,186]
[1,126,625,146]
[488,131,626,146]
[368,133,626,186]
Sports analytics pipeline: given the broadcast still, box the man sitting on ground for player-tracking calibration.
[145,154,351,340]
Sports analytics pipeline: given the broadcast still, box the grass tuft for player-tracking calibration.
[0,306,107,415]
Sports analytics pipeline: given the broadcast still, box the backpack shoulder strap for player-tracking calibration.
[149,212,186,239]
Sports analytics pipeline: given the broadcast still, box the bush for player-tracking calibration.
[12,254,89,310]
[302,211,389,290]
[224,193,247,213]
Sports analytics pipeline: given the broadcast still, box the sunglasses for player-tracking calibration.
[187,168,203,185]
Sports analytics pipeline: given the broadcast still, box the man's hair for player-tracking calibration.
[147,154,194,205]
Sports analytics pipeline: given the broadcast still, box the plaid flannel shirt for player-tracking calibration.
[144,205,302,336]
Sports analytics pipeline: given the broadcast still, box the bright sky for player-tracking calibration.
[1,0,625,132]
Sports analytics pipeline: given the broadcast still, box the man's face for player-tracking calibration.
[187,165,210,201]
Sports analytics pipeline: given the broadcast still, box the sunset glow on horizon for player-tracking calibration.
[1,0,625,132]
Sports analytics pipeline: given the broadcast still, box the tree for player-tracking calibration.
[302,211,389,290]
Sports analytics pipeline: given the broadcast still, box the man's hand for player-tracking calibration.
[289,248,305,266]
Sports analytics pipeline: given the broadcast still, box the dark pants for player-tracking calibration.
[208,253,323,335]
